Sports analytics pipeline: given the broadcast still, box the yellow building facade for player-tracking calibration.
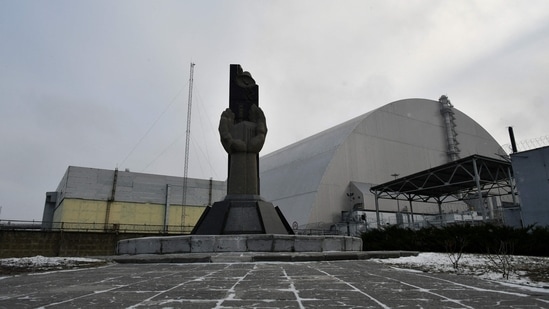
[43,166,226,234]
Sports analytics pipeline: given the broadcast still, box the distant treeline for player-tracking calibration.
[361,224,549,257]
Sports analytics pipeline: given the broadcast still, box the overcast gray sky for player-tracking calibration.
[1,1,548,220]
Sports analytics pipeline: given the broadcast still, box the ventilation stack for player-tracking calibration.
[439,95,460,162]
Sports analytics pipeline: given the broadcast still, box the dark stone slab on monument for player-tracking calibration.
[191,195,294,235]
[223,200,263,234]
[257,201,290,234]
[229,64,259,123]
[191,200,231,235]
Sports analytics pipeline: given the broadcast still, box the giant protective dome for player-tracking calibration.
[259,98,506,229]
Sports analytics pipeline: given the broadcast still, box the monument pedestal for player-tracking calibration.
[191,195,294,235]
[116,234,363,255]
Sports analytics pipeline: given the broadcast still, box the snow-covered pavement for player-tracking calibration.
[374,252,549,290]
[1,257,549,308]
[0,256,106,275]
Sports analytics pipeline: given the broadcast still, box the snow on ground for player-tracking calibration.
[0,256,107,276]
[2,253,548,293]
[373,252,549,290]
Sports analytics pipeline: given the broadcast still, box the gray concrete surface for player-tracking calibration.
[1,258,548,308]
[111,251,418,264]
[116,234,363,255]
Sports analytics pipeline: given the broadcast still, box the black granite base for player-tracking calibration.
[191,195,294,235]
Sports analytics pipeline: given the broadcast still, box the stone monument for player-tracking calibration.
[115,65,362,256]
[191,64,294,235]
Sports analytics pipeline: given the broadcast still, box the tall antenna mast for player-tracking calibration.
[182,62,195,230]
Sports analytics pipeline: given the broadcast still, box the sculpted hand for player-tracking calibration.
[247,104,267,153]
[218,105,267,154]
[219,109,246,153]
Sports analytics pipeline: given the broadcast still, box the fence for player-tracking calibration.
[0,219,194,234]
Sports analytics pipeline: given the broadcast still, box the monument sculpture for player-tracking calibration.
[116,65,362,256]
[191,64,293,235]
[220,64,265,195]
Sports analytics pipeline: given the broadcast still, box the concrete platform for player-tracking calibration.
[111,250,419,264]
[116,234,362,255]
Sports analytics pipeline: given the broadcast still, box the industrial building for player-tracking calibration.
[42,96,532,234]
[259,97,514,233]
[511,145,549,227]
[42,166,226,233]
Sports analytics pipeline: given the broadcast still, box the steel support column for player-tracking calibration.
[409,199,415,228]
[374,192,381,228]
[472,158,486,220]
[437,200,443,226]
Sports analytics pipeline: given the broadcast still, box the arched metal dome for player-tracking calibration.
[259,98,506,229]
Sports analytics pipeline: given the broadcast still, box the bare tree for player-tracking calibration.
[486,241,515,279]
[445,235,468,271]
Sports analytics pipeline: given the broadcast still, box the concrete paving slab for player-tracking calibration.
[1,259,547,308]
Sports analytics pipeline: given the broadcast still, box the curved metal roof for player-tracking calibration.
[259,98,507,228]
[259,112,372,225]
[370,155,513,204]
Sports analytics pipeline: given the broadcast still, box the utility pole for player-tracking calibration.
[182,62,195,232]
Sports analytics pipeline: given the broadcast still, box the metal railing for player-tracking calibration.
[502,135,549,154]
[0,219,194,234]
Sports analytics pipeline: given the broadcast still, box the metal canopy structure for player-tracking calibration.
[370,155,515,226]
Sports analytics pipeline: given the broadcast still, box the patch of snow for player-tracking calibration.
[0,255,103,268]
[495,280,549,294]
[374,252,549,291]
[0,255,106,275]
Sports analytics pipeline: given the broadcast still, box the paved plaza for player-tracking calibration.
[1,259,548,308]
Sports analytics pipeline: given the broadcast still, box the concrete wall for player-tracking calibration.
[52,198,206,233]
[0,230,149,258]
[44,166,225,232]
[54,166,226,206]
[512,146,549,227]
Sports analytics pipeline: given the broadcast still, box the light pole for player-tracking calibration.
[391,173,401,225]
